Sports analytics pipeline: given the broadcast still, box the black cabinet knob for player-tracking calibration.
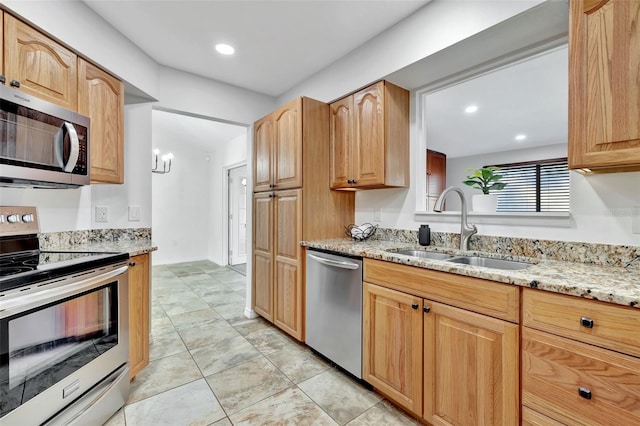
[347,179,353,184]
[10,80,20,88]
[423,306,431,313]
[578,387,592,400]
[411,303,419,310]
[0,76,5,85]
[269,183,275,188]
[580,317,594,328]
[129,262,136,267]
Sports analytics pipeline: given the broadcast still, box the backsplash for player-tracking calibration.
[40,228,152,249]
[372,228,640,267]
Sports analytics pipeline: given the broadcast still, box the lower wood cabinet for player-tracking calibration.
[362,280,519,424]
[128,253,150,380]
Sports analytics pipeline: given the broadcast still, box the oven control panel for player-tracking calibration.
[0,206,39,237]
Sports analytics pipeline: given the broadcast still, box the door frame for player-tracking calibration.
[222,161,247,267]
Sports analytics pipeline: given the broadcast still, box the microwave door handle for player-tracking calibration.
[54,122,80,172]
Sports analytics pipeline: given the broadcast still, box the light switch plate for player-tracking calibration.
[633,206,640,234]
[128,206,141,222]
[95,206,108,223]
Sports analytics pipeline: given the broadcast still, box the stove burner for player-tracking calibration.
[0,266,34,276]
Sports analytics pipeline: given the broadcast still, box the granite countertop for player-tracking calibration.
[301,238,640,309]
[44,240,157,257]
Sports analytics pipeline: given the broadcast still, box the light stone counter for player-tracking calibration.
[301,238,640,309]
[50,240,158,257]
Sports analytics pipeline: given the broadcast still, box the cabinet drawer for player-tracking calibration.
[364,259,519,323]
[523,289,640,357]
[522,328,640,425]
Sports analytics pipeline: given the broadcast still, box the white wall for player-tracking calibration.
[151,112,214,265]
[208,134,249,265]
[91,104,153,229]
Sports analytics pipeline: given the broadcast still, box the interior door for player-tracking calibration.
[228,165,248,266]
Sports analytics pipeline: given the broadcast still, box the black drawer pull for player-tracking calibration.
[411,303,419,310]
[10,80,20,88]
[578,387,592,400]
[129,262,136,267]
[423,306,431,313]
[580,317,594,328]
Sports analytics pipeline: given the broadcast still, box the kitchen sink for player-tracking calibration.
[391,250,454,261]
[447,255,531,270]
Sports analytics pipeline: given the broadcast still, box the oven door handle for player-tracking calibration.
[0,265,128,319]
[54,121,80,173]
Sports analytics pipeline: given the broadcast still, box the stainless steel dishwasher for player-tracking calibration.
[305,249,363,379]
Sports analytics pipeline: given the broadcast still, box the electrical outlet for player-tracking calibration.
[95,206,108,223]
[128,206,141,222]
[373,208,381,222]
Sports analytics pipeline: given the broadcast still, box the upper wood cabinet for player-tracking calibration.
[78,59,124,184]
[568,0,640,173]
[3,14,78,111]
[253,98,302,192]
[330,81,409,190]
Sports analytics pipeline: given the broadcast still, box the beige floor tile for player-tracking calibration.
[203,290,245,307]
[210,418,232,426]
[346,400,421,426]
[205,356,292,414]
[149,330,187,361]
[169,308,221,330]
[178,320,241,350]
[298,369,382,425]
[213,302,247,324]
[160,294,210,316]
[232,316,272,336]
[244,327,301,355]
[151,304,168,320]
[125,379,225,426]
[266,344,331,384]
[229,387,338,426]
[128,352,202,404]
[151,315,175,336]
[190,335,260,376]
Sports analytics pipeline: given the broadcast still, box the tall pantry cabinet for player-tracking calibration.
[252,97,354,341]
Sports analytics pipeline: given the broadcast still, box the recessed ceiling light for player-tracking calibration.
[215,43,235,55]
[465,105,478,114]
[515,134,527,141]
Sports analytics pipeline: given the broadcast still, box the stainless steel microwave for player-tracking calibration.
[0,85,90,188]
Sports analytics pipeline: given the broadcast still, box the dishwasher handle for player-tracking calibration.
[308,253,360,270]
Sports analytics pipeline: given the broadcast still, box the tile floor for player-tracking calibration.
[104,260,419,426]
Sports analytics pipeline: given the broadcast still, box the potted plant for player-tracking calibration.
[462,166,507,212]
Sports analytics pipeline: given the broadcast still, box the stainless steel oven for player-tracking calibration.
[0,85,90,188]
[0,207,130,426]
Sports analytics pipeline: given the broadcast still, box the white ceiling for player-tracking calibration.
[83,0,429,97]
[425,45,568,158]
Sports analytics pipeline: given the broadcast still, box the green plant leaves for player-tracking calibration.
[463,166,506,194]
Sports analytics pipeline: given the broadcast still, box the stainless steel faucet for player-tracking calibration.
[433,186,477,251]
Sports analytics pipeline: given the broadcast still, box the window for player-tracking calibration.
[488,158,570,212]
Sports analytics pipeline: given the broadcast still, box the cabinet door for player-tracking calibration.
[77,59,124,183]
[363,282,423,416]
[273,189,303,340]
[568,0,640,171]
[330,96,353,188]
[129,254,150,380]
[254,115,274,192]
[423,301,519,426]
[353,82,385,187]
[4,14,77,110]
[273,98,302,190]
[252,193,274,321]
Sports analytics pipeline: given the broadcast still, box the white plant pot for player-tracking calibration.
[472,194,498,212]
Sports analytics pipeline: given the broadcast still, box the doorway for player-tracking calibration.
[228,165,247,274]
